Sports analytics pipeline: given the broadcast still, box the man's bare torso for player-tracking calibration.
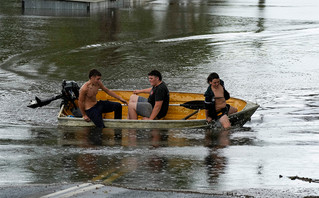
[211,85,227,112]
[82,82,99,110]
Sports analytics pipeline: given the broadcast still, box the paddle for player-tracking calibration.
[170,100,205,110]
[28,94,62,108]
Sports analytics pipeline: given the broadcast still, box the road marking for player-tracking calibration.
[41,183,104,198]
[103,171,127,184]
[91,167,118,181]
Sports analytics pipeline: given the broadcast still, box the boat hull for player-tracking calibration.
[58,117,208,129]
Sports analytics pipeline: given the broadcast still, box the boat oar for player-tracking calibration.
[170,100,205,110]
[47,99,204,110]
[27,94,63,108]
[120,100,206,110]
[182,109,199,120]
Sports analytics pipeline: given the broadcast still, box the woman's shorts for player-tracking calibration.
[136,96,152,117]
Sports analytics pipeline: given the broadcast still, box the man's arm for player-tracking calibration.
[99,82,127,104]
[78,86,90,122]
[147,100,163,120]
[133,87,152,94]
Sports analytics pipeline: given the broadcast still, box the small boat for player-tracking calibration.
[57,90,259,129]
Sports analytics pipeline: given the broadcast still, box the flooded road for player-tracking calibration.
[1,0,319,197]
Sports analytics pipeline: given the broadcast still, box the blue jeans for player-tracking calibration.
[85,100,122,128]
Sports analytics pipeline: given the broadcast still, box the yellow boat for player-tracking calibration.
[57,90,259,129]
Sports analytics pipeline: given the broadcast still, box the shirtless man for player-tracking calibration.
[204,72,237,129]
[78,69,127,128]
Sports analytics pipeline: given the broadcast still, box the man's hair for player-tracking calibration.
[207,72,219,84]
[148,70,162,81]
[89,69,102,79]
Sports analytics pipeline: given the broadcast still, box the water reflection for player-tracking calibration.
[59,127,193,148]
[22,0,137,16]
[204,129,229,185]
[55,127,255,189]
[22,7,90,17]
[58,127,177,185]
[2,0,215,85]
[256,0,265,33]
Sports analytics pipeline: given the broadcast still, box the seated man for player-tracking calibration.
[204,72,237,129]
[128,70,169,120]
[78,69,127,128]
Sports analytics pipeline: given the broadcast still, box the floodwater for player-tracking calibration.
[1,0,319,197]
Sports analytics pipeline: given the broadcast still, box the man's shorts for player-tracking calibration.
[136,96,152,118]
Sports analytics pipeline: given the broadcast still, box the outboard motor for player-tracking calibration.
[60,80,82,117]
[28,80,81,110]
[60,80,80,108]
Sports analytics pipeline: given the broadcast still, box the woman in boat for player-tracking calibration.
[204,72,237,129]
[128,70,169,120]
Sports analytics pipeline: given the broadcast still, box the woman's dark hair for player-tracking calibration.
[148,70,162,81]
[89,69,102,79]
[207,72,219,84]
